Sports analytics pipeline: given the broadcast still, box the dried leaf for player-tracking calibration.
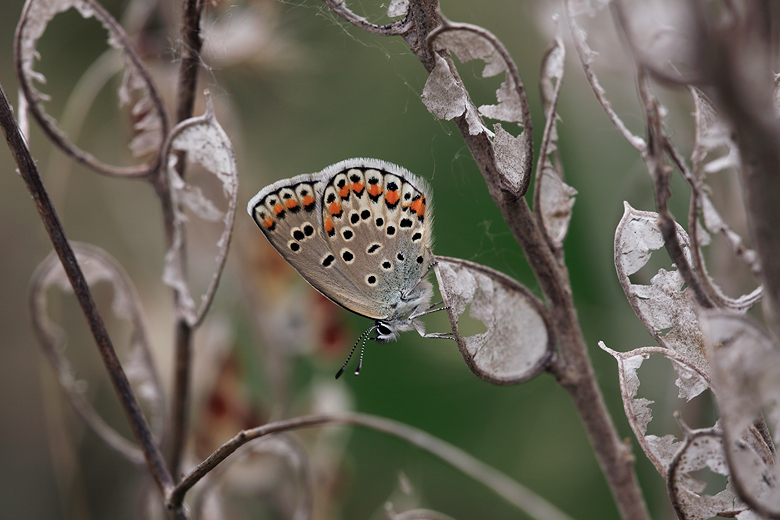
[163,93,239,326]
[480,77,524,124]
[29,242,165,464]
[433,256,554,385]
[600,343,711,476]
[615,203,709,382]
[421,54,486,136]
[668,426,747,519]
[15,0,165,177]
[432,28,524,126]
[387,0,409,18]
[538,162,577,247]
[493,123,530,194]
[435,30,507,78]
[540,30,565,110]
[703,311,780,516]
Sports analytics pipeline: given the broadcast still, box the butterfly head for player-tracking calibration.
[374,279,433,343]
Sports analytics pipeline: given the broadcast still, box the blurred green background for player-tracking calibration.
[0,0,707,518]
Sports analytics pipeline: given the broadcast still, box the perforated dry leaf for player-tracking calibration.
[667,427,747,519]
[421,53,485,135]
[15,0,165,177]
[600,343,711,477]
[615,203,709,387]
[433,256,554,385]
[29,243,164,464]
[703,311,780,516]
[493,123,530,194]
[163,93,238,327]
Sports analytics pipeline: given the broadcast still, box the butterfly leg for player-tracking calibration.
[409,300,448,320]
[421,331,456,340]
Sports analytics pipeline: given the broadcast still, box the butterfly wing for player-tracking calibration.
[248,159,434,321]
[247,171,384,319]
[318,159,434,318]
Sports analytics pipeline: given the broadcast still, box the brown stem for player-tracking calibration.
[166,0,206,480]
[170,413,574,520]
[0,81,174,500]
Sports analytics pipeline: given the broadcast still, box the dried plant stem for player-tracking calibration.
[175,0,205,127]
[0,81,175,502]
[170,412,574,520]
[167,0,206,480]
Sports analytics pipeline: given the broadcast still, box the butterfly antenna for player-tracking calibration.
[335,326,375,379]
[354,332,371,376]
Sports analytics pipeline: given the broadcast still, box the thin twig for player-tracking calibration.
[320,0,411,36]
[170,412,574,520]
[635,72,715,309]
[563,0,646,153]
[0,80,175,501]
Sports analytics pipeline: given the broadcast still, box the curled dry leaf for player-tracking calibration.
[433,256,554,385]
[421,53,485,136]
[667,426,747,520]
[535,26,576,249]
[599,343,711,477]
[15,0,166,177]
[29,242,165,464]
[163,93,239,327]
[493,123,530,195]
[425,24,533,195]
[615,203,709,382]
[537,163,577,248]
[703,311,780,517]
[688,89,762,309]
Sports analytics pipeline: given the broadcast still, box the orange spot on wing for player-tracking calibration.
[328,201,343,216]
[302,195,315,207]
[273,203,285,216]
[338,185,351,198]
[324,218,334,234]
[410,198,425,216]
[385,190,400,205]
[262,217,275,229]
[285,198,300,210]
[368,185,383,197]
[351,181,365,195]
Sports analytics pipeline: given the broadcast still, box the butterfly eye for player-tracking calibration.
[376,324,392,336]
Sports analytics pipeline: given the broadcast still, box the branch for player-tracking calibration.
[320,0,411,36]
[168,0,206,480]
[0,80,175,502]
[170,413,574,520]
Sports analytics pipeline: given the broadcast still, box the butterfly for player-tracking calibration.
[247,158,449,378]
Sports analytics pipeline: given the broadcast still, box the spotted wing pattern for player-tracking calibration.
[247,158,433,321]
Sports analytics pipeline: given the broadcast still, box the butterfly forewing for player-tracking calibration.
[248,159,433,321]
